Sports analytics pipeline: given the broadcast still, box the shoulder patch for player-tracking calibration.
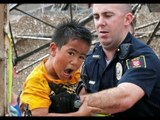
[126,55,146,69]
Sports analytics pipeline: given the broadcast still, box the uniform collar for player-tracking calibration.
[120,32,133,45]
[117,32,133,60]
[91,32,134,67]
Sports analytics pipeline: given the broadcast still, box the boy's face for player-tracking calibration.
[49,39,90,80]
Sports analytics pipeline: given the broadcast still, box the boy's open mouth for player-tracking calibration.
[64,68,73,75]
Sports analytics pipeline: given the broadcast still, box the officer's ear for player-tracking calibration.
[124,12,133,26]
[49,42,57,57]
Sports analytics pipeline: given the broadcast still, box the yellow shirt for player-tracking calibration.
[20,59,80,110]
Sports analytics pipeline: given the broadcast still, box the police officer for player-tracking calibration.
[77,4,160,116]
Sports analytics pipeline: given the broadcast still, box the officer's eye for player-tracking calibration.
[104,13,113,18]
[93,15,99,20]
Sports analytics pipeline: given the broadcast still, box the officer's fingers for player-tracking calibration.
[79,99,102,116]
[78,99,91,116]
[88,106,104,116]
[80,95,87,103]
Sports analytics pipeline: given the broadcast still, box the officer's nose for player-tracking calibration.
[97,16,106,26]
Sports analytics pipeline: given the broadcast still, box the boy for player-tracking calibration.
[20,20,92,116]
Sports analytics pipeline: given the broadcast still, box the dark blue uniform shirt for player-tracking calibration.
[81,32,160,116]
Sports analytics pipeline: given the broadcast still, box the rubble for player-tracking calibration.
[10,4,160,94]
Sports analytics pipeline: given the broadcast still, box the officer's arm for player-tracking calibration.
[81,82,144,115]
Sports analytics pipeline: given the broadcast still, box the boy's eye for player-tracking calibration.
[79,55,86,61]
[68,51,75,56]
[79,56,86,61]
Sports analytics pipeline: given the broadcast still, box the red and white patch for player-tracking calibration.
[126,55,147,69]
[131,59,142,68]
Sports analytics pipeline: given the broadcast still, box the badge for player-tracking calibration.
[92,55,100,59]
[116,62,123,80]
[89,80,95,85]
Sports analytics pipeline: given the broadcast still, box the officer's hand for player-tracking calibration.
[78,95,104,116]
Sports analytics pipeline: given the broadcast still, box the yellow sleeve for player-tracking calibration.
[20,76,51,110]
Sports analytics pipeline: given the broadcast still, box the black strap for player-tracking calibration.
[48,82,81,113]
[48,82,66,95]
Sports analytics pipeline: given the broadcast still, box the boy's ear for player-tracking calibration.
[50,42,57,56]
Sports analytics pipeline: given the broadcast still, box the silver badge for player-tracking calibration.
[116,62,123,80]
[89,80,95,85]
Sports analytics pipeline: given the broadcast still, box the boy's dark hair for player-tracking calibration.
[52,19,92,48]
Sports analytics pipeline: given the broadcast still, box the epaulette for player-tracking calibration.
[118,43,132,60]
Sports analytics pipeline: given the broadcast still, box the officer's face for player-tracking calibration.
[93,4,132,50]
[49,39,90,80]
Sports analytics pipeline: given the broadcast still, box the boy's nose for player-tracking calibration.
[71,58,81,67]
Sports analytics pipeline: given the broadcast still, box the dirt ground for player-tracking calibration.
[10,4,160,95]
